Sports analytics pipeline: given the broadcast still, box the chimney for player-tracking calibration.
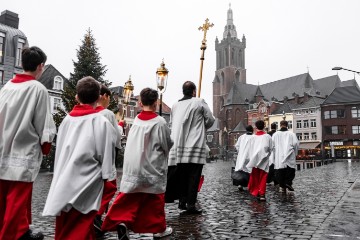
[0,10,19,29]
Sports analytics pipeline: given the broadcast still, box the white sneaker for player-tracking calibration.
[153,226,173,238]
[279,187,286,193]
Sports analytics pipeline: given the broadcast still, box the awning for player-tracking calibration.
[299,142,321,149]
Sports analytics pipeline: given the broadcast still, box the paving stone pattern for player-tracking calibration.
[30,161,360,239]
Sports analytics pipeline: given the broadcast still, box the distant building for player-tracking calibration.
[322,86,360,159]
[38,64,68,113]
[208,6,358,159]
[0,10,28,86]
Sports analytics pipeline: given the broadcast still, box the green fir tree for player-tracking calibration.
[53,28,117,127]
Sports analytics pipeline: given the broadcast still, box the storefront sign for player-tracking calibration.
[330,141,343,146]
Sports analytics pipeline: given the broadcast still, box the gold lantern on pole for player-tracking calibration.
[120,75,134,120]
[156,59,169,116]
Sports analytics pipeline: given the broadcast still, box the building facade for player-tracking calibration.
[322,86,360,159]
[0,10,28,87]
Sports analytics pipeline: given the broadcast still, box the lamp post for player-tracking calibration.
[120,75,134,120]
[282,110,286,120]
[332,67,360,75]
[156,59,169,116]
[263,113,269,132]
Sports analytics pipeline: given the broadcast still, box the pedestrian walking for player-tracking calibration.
[246,120,272,201]
[101,88,173,239]
[233,125,254,190]
[267,123,278,185]
[166,81,215,214]
[0,46,56,240]
[42,77,117,240]
[93,84,125,236]
[272,120,299,193]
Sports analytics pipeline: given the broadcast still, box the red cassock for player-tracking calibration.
[102,192,166,233]
[0,180,33,240]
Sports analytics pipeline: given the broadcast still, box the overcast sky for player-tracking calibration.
[3,1,360,109]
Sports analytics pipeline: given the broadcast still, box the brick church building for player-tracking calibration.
[206,6,357,158]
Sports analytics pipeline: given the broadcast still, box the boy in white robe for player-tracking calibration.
[272,120,299,193]
[43,77,116,240]
[93,84,125,235]
[0,46,56,240]
[234,125,254,190]
[246,120,272,201]
[102,88,173,239]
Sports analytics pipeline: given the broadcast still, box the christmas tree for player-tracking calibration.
[54,28,117,127]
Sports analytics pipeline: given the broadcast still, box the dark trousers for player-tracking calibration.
[275,166,296,188]
[177,163,203,206]
[267,164,278,185]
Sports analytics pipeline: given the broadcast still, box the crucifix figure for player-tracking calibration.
[198,18,214,43]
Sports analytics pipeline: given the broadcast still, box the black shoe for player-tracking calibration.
[19,230,44,240]
[285,184,294,191]
[178,202,187,210]
[186,206,203,214]
[116,223,129,240]
[94,215,104,237]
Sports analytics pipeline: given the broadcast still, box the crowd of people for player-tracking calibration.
[0,46,215,240]
[233,120,299,200]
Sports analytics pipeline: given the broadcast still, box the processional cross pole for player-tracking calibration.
[197,18,214,97]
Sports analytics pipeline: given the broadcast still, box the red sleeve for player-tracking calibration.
[41,142,52,155]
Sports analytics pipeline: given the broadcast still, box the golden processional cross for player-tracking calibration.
[197,18,214,97]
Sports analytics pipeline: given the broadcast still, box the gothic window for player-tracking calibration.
[225,49,229,66]
[231,48,235,66]
[235,109,241,125]
[235,71,240,82]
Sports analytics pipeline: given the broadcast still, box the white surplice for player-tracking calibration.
[272,130,299,169]
[43,113,116,216]
[246,133,272,173]
[0,79,56,182]
[234,133,254,173]
[120,115,172,194]
[168,98,215,166]
[98,108,123,181]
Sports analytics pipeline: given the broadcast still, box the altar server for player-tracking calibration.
[43,76,116,240]
[272,120,299,193]
[246,120,272,201]
[0,46,56,240]
[102,88,173,239]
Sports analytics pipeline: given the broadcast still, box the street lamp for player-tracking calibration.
[282,110,286,120]
[156,59,169,116]
[332,67,360,75]
[120,75,134,120]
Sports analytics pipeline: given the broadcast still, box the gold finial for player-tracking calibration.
[198,18,214,43]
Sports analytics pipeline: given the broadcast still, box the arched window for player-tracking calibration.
[235,71,240,82]
[235,109,241,125]
[53,76,63,90]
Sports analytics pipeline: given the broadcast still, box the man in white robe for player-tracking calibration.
[102,88,173,239]
[246,120,272,201]
[166,81,215,214]
[43,77,116,240]
[233,125,254,189]
[0,46,56,240]
[272,120,299,193]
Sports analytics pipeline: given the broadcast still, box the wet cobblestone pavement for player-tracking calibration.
[30,161,360,239]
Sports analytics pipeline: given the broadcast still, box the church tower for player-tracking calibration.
[213,4,246,118]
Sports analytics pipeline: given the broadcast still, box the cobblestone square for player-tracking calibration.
[31,161,360,239]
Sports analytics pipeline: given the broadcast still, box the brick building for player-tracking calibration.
[208,6,358,158]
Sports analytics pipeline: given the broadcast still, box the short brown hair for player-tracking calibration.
[182,81,196,97]
[140,88,158,106]
[280,120,288,127]
[76,76,100,104]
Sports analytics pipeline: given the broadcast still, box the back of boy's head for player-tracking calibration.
[140,88,158,106]
[271,123,277,130]
[255,120,265,130]
[76,76,100,104]
[21,46,47,72]
[100,84,111,97]
[245,125,253,133]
